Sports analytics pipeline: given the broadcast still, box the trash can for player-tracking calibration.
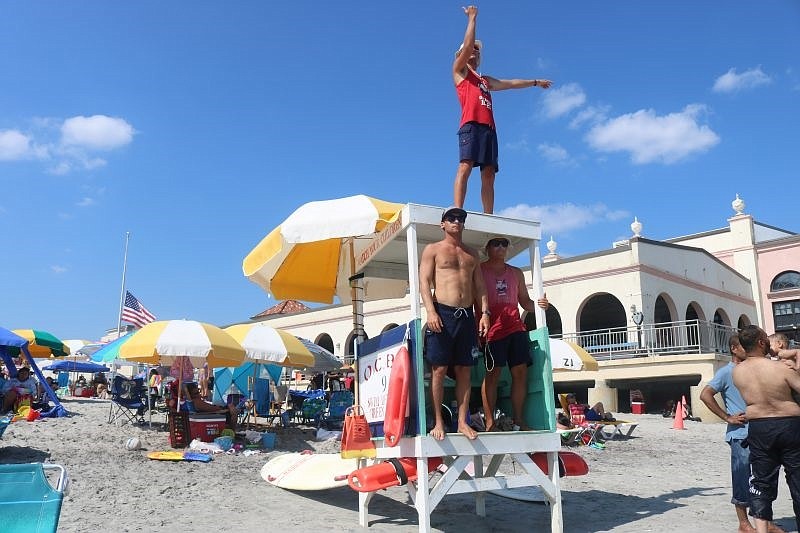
[631,402,645,414]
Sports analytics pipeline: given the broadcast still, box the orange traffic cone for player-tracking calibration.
[672,399,686,430]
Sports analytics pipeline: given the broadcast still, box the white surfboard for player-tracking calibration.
[260,452,359,490]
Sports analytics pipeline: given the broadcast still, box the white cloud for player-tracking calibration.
[712,67,772,93]
[50,265,67,274]
[585,104,720,164]
[61,115,134,150]
[499,202,629,236]
[76,197,96,207]
[541,83,586,119]
[537,142,570,163]
[505,139,530,152]
[569,105,610,129]
[0,130,33,160]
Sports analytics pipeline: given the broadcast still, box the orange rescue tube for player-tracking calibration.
[382,345,410,446]
[348,457,443,492]
[530,451,589,477]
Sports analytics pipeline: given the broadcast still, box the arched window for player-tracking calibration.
[771,271,800,292]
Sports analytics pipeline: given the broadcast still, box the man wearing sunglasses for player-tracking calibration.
[480,236,549,431]
[452,6,552,214]
[419,206,490,440]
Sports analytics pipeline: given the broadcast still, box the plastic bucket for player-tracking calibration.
[214,435,234,451]
[261,432,276,449]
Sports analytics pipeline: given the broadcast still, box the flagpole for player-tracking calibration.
[116,232,131,339]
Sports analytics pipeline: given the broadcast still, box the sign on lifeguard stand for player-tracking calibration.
[351,204,563,533]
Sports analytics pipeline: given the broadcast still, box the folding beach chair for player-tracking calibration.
[226,393,248,427]
[0,463,69,533]
[0,415,11,439]
[300,397,327,426]
[108,376,147,426]
[319,390,354,430]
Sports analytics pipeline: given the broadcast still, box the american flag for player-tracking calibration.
[121,291,156,328]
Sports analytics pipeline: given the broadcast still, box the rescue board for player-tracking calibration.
[260,451,359,490]
[488,474,545,502]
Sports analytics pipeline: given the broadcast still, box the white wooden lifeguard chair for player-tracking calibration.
[350,203,563,533]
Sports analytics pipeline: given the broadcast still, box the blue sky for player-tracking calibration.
[2,2,798,341]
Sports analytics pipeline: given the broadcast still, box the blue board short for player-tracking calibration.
[485,331,531,368]
[424,303,478,367]
[458,122,499,172]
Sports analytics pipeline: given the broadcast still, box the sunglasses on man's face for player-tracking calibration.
[444,215,466,223]
[488,239,509,248]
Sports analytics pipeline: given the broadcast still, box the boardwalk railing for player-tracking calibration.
[558,319,737,361]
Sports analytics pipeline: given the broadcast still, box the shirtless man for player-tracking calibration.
[420,206,490,440]
[733,325,800,533]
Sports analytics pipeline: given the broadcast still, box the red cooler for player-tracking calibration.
[631,402,645,414]
[188,414,227,442]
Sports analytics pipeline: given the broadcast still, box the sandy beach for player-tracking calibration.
[1,399,796,533]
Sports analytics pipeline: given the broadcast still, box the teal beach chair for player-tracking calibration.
[0,463,69,533]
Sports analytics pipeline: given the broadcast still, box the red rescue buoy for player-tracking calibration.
[530,451,589,477]
[383,345,410,446]
[348,457,443,492]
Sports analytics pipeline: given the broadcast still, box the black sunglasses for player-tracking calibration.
[488,239,509,248]
[444,214,466,223]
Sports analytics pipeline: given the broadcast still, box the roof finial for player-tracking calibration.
[732,193,745,215]
[631,217,643,237]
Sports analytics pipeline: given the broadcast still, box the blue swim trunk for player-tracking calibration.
[424,303,478,367]
[485,331,531,368]
[458,122,499,172]
[729,438,751,507]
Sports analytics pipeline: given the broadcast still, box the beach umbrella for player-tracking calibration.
[0,326,68,417]
[223,323,315,420]
[296,337,342,373]
[89,333,135,364]
[119,320,245,368]
[42,360,110,373]
[76,343,105,358]
[224,323,315,368]
[119,320,246,412]
[64,339,93,358]
[242,195,408,304]
[10,329,70,357]
[550,338,599,372]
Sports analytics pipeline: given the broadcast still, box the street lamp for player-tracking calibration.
[631,305,644,350]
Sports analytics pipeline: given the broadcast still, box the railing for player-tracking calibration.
[559,319,737,361]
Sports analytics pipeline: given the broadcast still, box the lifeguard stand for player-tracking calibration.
[351,203,562,532]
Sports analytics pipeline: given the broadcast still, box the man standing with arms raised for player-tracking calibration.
[420,207,490,440]
[452,5,552,214]
[733,325,800,533]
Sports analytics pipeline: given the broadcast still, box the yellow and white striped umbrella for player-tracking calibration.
[119,320,245,368]
[224,323,315,368]
[243,195,408,304]
[550,338,599,372]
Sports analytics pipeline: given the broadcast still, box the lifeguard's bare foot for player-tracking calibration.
[458,422,478,439]
[429,424,446,441]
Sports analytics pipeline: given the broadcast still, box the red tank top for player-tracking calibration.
[456,68,495,128]
[481,264,526,342]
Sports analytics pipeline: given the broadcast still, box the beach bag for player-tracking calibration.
[341,405,376,459]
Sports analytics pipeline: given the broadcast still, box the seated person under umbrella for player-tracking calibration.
[565,392,616,422]
[2,367,41,413]
[184,382,238,429]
